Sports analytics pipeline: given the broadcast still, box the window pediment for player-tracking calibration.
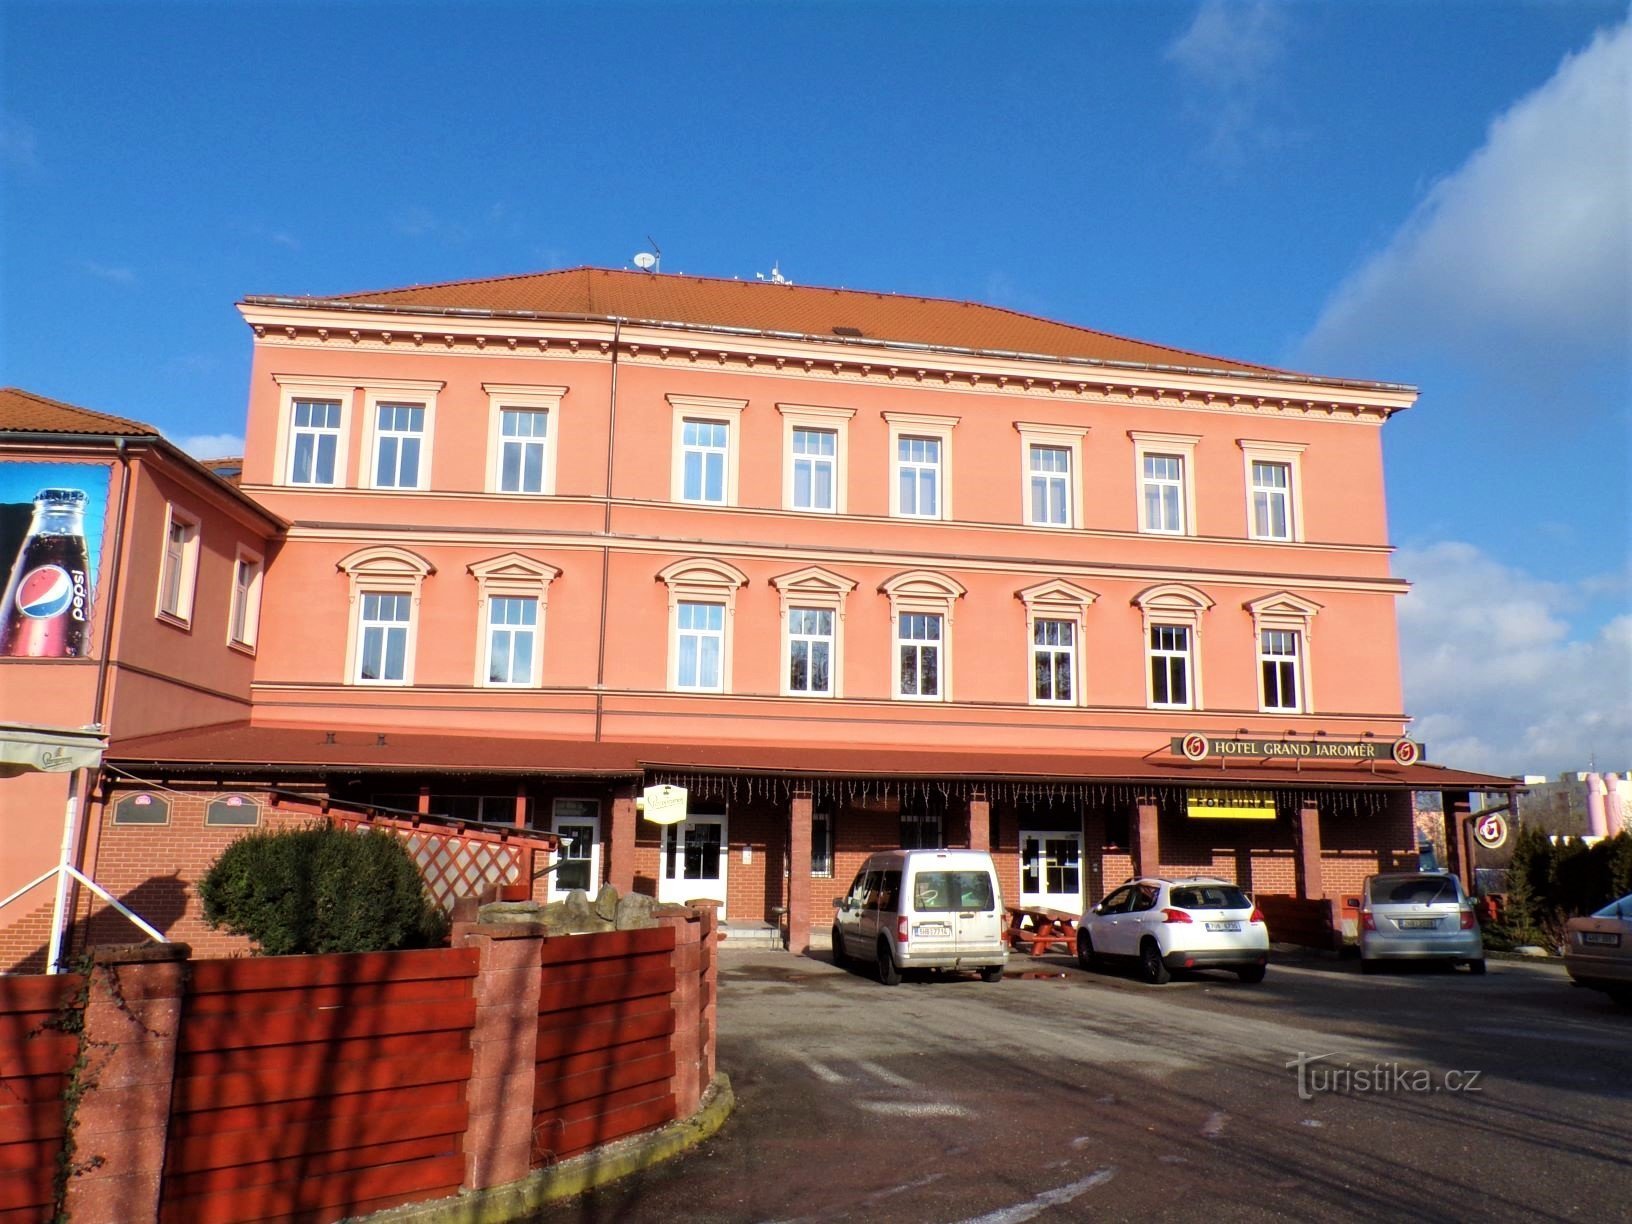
[1016,579,1099,611]
[468,553,561,585]
[879,570,966,602]
[337,546,435,580]
[657,558,749,590]
[1245,591,1322,633]
[771,566,857,597]
[1132,583,1213,614]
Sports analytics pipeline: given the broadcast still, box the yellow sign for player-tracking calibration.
[1186,789,1277,820]
[639,784,688,825]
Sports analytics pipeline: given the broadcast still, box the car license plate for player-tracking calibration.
[1399,918,1438,929]
[1582,931,1621,947]
[915,922,951,938]
[1205,921,1241,932]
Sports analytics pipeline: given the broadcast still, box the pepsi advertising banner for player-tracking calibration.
[0,461,112,658]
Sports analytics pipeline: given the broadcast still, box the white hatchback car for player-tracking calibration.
[1077,877,1269,984]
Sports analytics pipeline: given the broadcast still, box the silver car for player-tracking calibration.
[1359,872,1485,974]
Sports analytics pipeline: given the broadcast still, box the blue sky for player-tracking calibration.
[2,1,1627,776]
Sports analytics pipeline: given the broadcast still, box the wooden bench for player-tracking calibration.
[1005,906,1079,958]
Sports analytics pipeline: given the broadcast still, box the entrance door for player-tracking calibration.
[659,810,728,915]
[1020,831,1083,912]
[549,799,601,900]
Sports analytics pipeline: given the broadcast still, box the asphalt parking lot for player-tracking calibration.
[534,946,1631,1223]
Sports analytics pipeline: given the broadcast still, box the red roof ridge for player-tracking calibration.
[0,386,160,436]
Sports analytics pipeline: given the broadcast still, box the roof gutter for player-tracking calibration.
[0,430,287,531]
[239,296,1415,397]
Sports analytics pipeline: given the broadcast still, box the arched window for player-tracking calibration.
[337,546,434,685]
[658,559,749,692]
[1016,579,1099,705]
[468,553,561,687]
[880,571,966,701]
[771,566,857,698]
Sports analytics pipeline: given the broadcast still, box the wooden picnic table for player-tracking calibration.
[1004,905,1079,958]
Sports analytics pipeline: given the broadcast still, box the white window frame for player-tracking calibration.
[895,612,944,701]
[1238,440,1307,542]
[772,566,856,699]
[467,553,560,688]
[1016,579,1098,707]
[354,591,413,685]
[486,384,565,495]
[880,570,965,703]
[1147,624,1194,710]
[227,545,263,651]
[778,402,854,514]
[155,504,201,628]
[1133,583,1213,710]
[1031,618,1079,706]
[885,413,958,521]
[549,799,602,901]
[273,375,352,488]
[1130,432,1200,536]
[1257,628,1303,713]
[338,545,434,686]
[659,558,748,693]
[363,385,439,491]
[1246,591,1321,714]
[1015,422,1087,529]
[483,595,541,688]
[283,396,345,488]
[675,601,727,692]
[668,395,745,506]
[786,607,837,697]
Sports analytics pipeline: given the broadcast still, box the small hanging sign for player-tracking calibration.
[639,784,688,825]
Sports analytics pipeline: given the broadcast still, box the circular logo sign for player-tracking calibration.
[15,566,73,618]
[1391,738,1421,766]
[1180,734,1210,762]
[1474,812,1509,850]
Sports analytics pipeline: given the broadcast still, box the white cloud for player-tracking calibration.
[1300,21,1632,377]
[1397,541,1632,778]
[1164,1,1291,159]
[175,433,244,459]
[76,259,136,285]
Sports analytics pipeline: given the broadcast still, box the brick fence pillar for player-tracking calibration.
[658,907,703,1117]
[460,923,545,1191]
[63,943,190,1224]
[695,901,719,1086]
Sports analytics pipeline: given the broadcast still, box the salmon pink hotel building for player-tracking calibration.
[0,268,1515,968]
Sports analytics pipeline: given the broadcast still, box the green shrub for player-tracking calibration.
[199,823,448,955]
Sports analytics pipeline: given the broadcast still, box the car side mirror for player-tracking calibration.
[834,897,849,911]
[1090,904,1103,915]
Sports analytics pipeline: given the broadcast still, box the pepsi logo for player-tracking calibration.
[15,566,74,619]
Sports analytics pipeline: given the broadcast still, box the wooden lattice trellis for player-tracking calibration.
[331,809,557,909]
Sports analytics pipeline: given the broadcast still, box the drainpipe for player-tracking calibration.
[594,319,622,743]
[63,438,134,963]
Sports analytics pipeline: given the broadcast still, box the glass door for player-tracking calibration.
[659,810,728,915]
[1020,831,1083,912]
[549,798,601,900]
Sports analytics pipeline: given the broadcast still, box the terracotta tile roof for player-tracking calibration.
[268,266,1288,377]
[0,387,158,437]
[108,723,1516,792]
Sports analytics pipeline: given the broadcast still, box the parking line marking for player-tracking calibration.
[953,1167,1117,1224]
[858,1059,915,1088]
[799,1057,846,1084]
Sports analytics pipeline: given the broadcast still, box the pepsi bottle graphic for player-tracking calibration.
[0,488,92,658]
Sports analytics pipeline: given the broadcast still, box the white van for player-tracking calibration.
[831,849,1009,985]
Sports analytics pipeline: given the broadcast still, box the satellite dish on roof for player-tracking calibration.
[633,251,658,272]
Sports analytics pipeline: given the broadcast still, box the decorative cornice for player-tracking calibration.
[238,304,1415,424]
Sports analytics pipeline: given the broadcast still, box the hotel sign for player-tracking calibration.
[1172,734,1424,766]
[1187,789,1277,821]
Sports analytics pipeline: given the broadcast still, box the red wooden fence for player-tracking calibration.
[0,973,83,1224]
[533,926,679,1165]
[158,948,478,1224]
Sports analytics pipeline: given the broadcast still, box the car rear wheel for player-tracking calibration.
[979,965,1003,983]
[1236,964,1266,984]
[1467,958,1487,975]
[1077,931,1099,971]
[877,940,902,986]
[1139,938,1171,985]
[830,925,848,968]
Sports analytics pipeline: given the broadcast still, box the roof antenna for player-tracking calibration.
[754,261,791,285]
[632,237,662,273]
